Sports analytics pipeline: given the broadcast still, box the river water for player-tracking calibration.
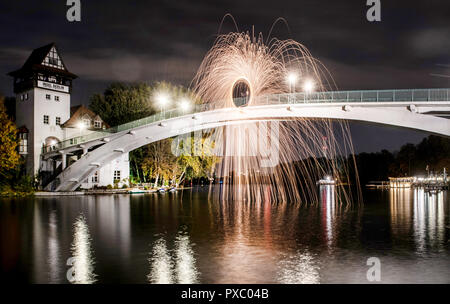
[0,186,449,283]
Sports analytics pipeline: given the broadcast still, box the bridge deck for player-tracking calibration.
[43,88,450,155]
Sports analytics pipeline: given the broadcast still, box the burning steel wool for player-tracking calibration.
[190,19,360,204]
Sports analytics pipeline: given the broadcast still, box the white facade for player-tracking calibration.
[80,153,130,189]
[11,44,130,189]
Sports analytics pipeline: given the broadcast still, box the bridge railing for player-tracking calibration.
[42,88,449,154]
[255,88,450,104]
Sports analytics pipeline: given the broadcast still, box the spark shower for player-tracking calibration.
[189,17,359,204]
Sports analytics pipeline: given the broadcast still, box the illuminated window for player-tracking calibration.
[18,133,28,154]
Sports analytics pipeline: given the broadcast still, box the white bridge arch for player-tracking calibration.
[43,89,450,191]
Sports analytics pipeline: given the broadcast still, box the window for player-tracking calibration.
[92,171,99,183]
[83,118,91,128]
[54,96,60,101]
[55,117,61,125]
[43,115,49,124]
[113,170,121,183]
[42,47,65,70]
[46,94,51,100]
[94,120,101,128]
[48,57,58,66]
[20,93,28,101]
[18,133,28,154]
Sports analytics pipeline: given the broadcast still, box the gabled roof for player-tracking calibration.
[8,43,77,79]
[61,105,110,129]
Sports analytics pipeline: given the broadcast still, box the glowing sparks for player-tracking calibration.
[189,22,358,204]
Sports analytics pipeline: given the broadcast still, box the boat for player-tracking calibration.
[158,188,166,193]
[128,188,146,194]
[168,187,176,192]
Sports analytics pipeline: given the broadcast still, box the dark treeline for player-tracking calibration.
[348,135,450,184]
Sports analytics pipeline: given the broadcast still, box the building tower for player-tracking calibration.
[8,43,77,177]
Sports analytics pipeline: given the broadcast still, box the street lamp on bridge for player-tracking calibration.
[287,72,298,93]
[179,98,191,114]
[156,92,170,117]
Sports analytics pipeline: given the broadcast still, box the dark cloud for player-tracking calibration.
[0,0,449,152]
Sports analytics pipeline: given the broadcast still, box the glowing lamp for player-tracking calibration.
[179,98,191,112]
[287,72,298,85]
[303,79,315,93]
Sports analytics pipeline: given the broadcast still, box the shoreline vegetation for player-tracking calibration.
[1,83,449,197]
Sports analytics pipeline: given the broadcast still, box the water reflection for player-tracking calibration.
[276,250,320,284]
[69,215,96,284]
[320,185,336,248]
[148,230,199,284]
[390,188,447,254]
[174,231,199,283]
[413,189,446,253]
[1,186,449,283]
[148,237,174,284]
[47,210,60,282]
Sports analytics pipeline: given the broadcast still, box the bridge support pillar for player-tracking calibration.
[61,152,67,170]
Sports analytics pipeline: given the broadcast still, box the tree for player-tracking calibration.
[0,96,20,179]
[89,82,154,126]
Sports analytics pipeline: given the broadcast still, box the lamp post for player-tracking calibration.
[156,92,170,118]
[303,79,315,102]
[179,98,191,114]
[77,121,85,137]
[287,72,298,103]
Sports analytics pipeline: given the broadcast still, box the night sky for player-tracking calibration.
[0,0,448,152]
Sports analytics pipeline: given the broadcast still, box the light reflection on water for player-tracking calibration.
[148,231,199,284]
[390,188,447,253]
[148,237,173,284]
[0,186,449,283]
[69,215,97,284]
[276,250,320,284]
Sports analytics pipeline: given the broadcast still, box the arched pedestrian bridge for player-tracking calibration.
[43,88,450,191]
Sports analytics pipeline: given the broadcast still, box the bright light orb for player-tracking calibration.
[303,79,315,93]
[179,98,191,112]
[156,92,170,107]
[232,79,251,107]
[287,72,298,85]
[77,122,85,130]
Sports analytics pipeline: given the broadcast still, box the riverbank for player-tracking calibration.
[34,187,191,196]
